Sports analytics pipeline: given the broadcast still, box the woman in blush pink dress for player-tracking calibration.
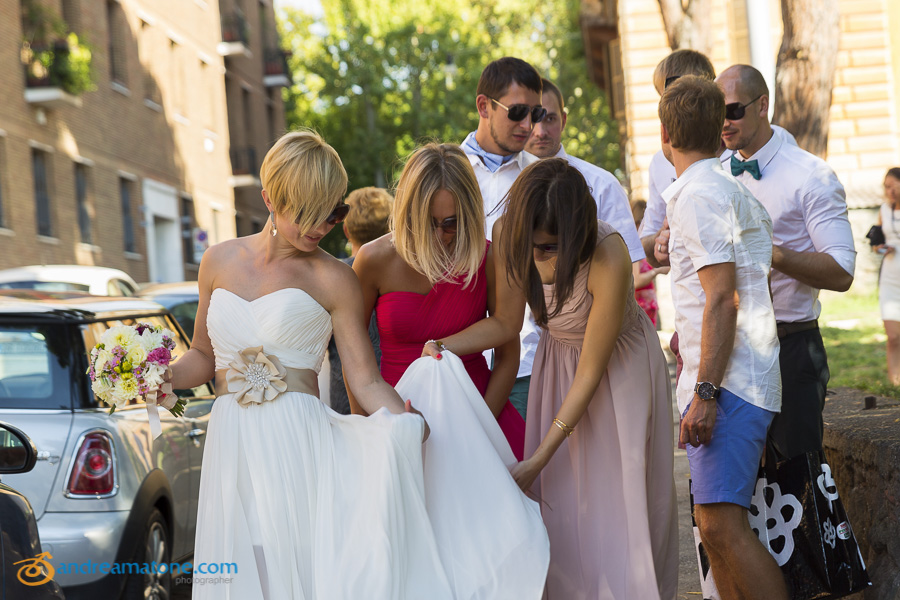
[501,159,678,600]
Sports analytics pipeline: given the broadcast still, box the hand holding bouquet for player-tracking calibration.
[87,323,186,438]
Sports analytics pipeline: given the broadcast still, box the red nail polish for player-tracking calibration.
[436,353,442,359]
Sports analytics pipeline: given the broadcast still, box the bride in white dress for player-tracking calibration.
[168,130,548,599]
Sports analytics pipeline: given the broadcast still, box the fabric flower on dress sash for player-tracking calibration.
[226,346,288,407]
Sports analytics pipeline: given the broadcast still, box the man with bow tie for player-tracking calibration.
[716,64,857,462]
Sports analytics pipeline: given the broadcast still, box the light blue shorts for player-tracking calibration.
[684,388,775,508]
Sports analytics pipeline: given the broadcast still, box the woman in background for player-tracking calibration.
[631,199,670,327]
[876,167,900,384]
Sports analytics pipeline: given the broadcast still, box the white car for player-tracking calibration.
[0,265,139,296]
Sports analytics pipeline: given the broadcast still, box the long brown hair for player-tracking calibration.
[500,158,597,326]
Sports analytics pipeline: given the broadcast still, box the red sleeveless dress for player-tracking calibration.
[375,243,526,460]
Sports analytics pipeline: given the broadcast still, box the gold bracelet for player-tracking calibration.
[552,418,574,437]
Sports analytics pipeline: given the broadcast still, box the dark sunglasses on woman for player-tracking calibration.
[294,203,351,226]
[432,216,458,234]
[489,98,547,124]
[725,95,762,121]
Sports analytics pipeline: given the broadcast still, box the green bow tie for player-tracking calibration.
[730,154,761,180]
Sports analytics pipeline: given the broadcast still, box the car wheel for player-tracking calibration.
[123,507,171,600]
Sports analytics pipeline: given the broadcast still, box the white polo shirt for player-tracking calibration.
[640,124,798,238]
[553,147,645,262]
[664,158,781,415]
[466,147,541,379]
[728,132,856,323]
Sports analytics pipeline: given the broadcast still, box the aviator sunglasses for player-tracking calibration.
[489,98,547,124]
[725,95,763,121]
[432,216,458,234]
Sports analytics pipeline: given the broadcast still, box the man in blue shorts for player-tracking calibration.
[659,75,788,599]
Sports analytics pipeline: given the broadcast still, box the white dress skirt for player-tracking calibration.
[879,203,900,322]
[193,287,548,599]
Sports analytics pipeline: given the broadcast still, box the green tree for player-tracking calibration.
[278,0,620,255]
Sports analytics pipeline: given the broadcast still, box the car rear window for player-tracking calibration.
[0,324,74,410]
[0,281,90,293]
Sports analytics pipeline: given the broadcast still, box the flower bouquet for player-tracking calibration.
[87,323,186,438]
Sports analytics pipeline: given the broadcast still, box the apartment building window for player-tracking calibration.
[242,87,253,143]
[170,40,186,119]
[32,150,53,237]
[119,178,136,253]
[75,163,92,244]
[180,195,196,265]
[266,94,276,144]
[141,20,162,107]
[107,0,128,86]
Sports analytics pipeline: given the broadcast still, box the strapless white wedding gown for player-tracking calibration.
[193,288,548,600]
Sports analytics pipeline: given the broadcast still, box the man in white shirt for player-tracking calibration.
[525,78,644,263]
[661,75,787,600]
[717,65,856,461]
[461,57,546,418]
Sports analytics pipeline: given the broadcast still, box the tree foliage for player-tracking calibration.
[278,0,621,255]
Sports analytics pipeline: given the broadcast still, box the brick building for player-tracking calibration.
[581,0,900,209]
[0,0,289,283]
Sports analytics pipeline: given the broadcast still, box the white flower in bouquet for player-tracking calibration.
[91,376,115,400]
[126,343,148,367]
[140,330,164,352]
[113,376,141,404]
[106,325,139,351]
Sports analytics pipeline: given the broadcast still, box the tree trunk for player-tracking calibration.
[773,0,840,157]
[656,0,713,56]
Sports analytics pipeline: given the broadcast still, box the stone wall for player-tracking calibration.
[823,388,900,600]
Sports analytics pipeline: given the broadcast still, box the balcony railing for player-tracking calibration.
[263,48,291,87]
[219,11,251,57]
[229,147,259,187]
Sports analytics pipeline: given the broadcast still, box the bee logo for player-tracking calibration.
[15,551,55,586]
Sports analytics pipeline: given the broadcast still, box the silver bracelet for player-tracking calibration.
[426,339,446,352]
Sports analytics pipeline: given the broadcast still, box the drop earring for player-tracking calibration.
[270,212,277,237]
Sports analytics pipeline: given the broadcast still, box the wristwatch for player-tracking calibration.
[694,381,721,401]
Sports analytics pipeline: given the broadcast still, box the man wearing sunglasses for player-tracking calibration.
[461,56,544,419]
[641,51,798,270]
[525,78,645,265]
[716,64,856,464]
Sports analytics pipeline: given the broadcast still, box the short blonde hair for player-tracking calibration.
[652,49,716,95]
[344,187,393,245]
[391,143,485,288]
[259,129,348,234]
[658,75,725,154]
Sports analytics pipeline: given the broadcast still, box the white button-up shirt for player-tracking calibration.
[466,147,541,379]
[728,132,856,323]
[554,147,645,262]
[640,125,798,238]
[664,158,781,415]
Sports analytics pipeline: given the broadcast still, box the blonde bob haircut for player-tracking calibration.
[259,128,348,234]
[391,143,485,288]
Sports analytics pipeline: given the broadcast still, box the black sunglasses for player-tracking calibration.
[533,243,558,254]
[725,95,763,121]
[295,203,350,227]
[489,98,547,124]
[432,216,458,234]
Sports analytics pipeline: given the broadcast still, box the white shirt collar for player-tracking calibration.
[660,157,721,205]
[734,129,783,175]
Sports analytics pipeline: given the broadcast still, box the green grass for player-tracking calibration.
[819,289,900,398]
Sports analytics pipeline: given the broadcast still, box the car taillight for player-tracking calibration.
[67,432,115,496]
